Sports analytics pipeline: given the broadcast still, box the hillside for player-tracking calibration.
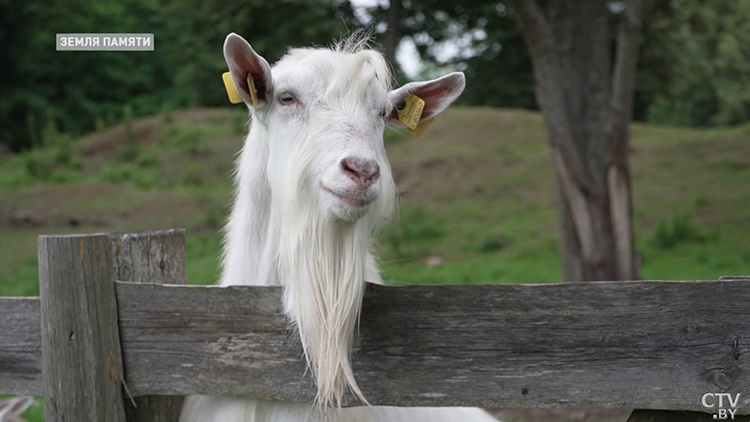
[1,107,749,299]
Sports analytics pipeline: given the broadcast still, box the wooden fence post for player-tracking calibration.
[110,229,187,422]
[39,234,127,422]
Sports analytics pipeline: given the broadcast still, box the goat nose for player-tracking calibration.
[341,157,380,187]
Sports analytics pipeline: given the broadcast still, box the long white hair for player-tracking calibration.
[274,40,396,408]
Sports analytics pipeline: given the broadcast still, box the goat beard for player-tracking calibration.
[277,208,371,409]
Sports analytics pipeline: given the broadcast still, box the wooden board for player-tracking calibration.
[0,297,41,395]
[38,235,126,422]
[2,279,749,413]
[109,230,187,422]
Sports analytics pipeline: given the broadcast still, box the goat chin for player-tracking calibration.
[180,396,499,422]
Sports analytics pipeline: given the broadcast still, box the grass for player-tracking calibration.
[2,106,750,421]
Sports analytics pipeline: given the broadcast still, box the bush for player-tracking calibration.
[100,164,133,184]
[136,152,158,168]
[646,97,693,127]
[652,211,710,249]
[134,171,159,189]
[49,168,83,184]
[160,120,179,145]
[161,126,207,155]
[68,155,83,171]
[479,233,511,253]
[24,153,52,182]
[53,134,75,165]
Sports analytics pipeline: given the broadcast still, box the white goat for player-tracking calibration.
[180,32,497,422]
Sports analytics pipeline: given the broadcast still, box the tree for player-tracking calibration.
[643,0,750,126]
[382,0,402,74]
[507,0,644,282]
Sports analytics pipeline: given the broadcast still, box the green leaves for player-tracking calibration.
[1,0,351,152]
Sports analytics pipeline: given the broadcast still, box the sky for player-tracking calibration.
[348,0,422,77]
[348,0,478,78]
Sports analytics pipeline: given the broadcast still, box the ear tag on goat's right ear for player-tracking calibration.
[397,94,425,130]
[222,72,242,104]
[246,74,259,108]
[408,118,434,137]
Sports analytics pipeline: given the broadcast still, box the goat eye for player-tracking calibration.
[278,93,295,105]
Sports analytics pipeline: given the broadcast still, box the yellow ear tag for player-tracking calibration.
[396,94,425,130]
[222,72,242,104]
[246,74,259,108]
[408,117,434,137]
[221,72,259,107]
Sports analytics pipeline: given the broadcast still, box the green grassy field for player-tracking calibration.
[1,107,749,420]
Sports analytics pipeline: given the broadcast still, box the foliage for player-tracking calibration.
[2,0,750,154]
[479,233,510,253]
[0,0,352,152]
[137,151,158,168]
[100,164,134,184]
[651,211,710,250]
[353,0,750,128]
[24,153,52,182]
[643,0,750,126]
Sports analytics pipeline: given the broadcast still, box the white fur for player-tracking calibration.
[181,33,496,422]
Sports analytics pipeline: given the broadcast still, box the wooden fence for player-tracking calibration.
[1,229,749,422]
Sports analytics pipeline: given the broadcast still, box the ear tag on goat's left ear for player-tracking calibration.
[221,72,259,107]
[222,72,242,104]
[246,74,259,108]
[396,94,425,130]
[408,118,434,137]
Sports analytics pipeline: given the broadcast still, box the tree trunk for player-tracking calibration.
[509,0,644,282]
[383,0,401,75]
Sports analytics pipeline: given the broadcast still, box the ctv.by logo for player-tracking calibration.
[702,393,740,420]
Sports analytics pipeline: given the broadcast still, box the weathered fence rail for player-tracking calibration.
[1,230,748,421]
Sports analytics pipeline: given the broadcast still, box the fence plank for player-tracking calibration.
[38,234,127,422]
[0,297,41,395]
[111,230,187,422]
[5,279,750,413]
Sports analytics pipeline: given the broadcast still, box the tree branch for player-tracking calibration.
[608,0,645,281]
[507,0,555,60]
[610,0,645,165]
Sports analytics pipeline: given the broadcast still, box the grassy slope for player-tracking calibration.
[2,106,750,295]
[2,106,750,420]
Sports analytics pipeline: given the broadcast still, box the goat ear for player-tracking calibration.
[387,72,465,129]
[223,33,273,108]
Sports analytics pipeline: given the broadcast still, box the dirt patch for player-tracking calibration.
[391,154,552,206]
[6,209,114,229]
